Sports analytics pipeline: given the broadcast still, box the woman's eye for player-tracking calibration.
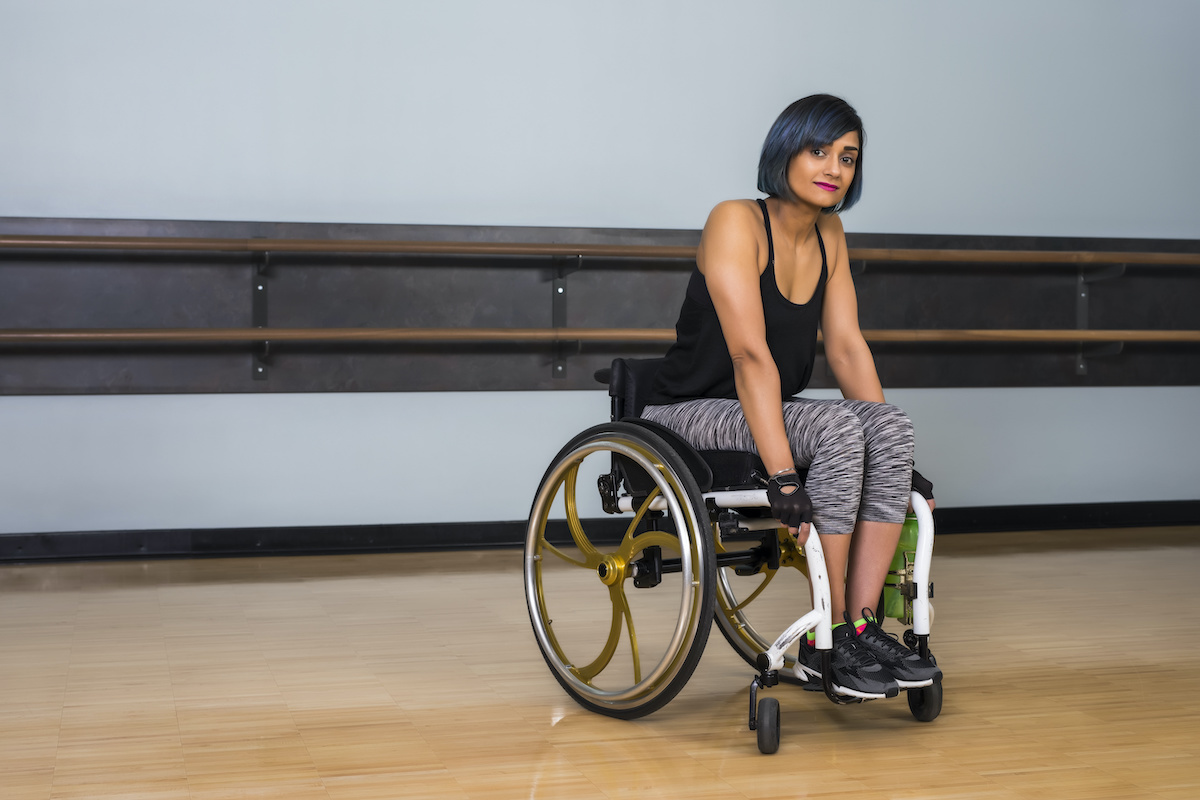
[811,148,825,156]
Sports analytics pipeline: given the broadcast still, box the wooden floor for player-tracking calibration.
[2,526,1198,799]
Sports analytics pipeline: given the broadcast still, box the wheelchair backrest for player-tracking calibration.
[595,357,665,422]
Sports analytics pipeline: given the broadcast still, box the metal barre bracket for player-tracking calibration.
[1076,264,1126,375]
[551,255,583,379]
[252,250,271,380]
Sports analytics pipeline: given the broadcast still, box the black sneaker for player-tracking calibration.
[793,625,899,699]
[852,610,942,689]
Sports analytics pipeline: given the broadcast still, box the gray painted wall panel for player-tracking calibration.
[2,386,1197,535]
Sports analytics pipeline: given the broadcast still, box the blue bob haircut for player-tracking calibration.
[757,94,865,214]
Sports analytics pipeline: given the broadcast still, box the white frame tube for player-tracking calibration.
[617,487,770,513]
[909,489,936,636]
[759,527,833,671]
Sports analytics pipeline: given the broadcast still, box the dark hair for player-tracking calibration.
[757,94,865,214]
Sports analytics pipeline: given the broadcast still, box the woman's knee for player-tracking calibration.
[861,403,914,459]
[801,409,866,533]
[792,404,865,463]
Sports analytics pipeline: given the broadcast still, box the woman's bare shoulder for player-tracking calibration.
[816,211,846,241]
[699,200,764,273]
[705,198,763,231]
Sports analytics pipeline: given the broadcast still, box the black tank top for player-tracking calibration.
[647,199,827,404]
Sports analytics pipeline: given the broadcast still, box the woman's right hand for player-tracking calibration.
[767,470,813,542]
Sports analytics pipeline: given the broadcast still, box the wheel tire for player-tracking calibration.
[525,422,716,719]
[907,681,943,722]
[756,697,780,754]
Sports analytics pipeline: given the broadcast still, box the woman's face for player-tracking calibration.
[785,130,860,209]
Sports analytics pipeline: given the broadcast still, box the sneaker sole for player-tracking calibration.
[889,666,943,689]
[792,664,898,700]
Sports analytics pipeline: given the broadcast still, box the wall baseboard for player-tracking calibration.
[1,501,1196,563]
[931,500,1200,533]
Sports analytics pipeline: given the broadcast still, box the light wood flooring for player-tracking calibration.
[2,526,1198,799]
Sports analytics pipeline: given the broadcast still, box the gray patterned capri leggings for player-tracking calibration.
[640,398,914,535]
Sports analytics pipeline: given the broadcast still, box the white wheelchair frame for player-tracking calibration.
[616,486,934,665]
[525,366,942,753]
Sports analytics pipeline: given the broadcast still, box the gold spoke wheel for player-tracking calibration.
[524,423,715,719]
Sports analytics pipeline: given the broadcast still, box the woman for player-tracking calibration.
[641,94,940,699]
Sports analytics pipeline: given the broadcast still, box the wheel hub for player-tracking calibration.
[597,554,625,586]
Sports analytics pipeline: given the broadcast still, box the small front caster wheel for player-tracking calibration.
[756,697,780,754]
[907,681,942,722]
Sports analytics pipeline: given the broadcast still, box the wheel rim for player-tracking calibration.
[525,435,708,709]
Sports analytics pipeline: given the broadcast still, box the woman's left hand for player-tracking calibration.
[911,468,936,512]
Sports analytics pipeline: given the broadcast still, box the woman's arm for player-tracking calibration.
[820,216,936,510]
[818,214,885,403]
[698,201,795,478]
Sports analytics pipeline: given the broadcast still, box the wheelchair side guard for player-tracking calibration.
[619,417,714,493]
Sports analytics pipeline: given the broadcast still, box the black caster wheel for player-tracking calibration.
[907,681,942,722]
[756,697,780,754]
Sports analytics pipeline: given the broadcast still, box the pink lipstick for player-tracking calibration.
[815,182,838,192]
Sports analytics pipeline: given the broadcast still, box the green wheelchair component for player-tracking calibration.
[881,513,923,625]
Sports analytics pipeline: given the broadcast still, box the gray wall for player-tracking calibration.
[3,0,1199,236]
[2,387,1198,535]
[1,1,1198,534]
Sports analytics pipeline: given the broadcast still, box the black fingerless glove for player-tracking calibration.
[911,468,934,501]
[767,470,813,529]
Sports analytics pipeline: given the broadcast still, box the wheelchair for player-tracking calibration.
[524,357,941,754]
